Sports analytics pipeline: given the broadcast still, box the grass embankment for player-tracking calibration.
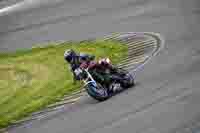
[0,39,128,128]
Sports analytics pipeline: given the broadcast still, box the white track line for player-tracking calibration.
[0,0,30,15]
[0,0,63,16]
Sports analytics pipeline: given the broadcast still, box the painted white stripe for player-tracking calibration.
[0,0,34,16]
[0,0,64,16]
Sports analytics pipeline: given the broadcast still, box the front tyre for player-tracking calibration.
[86,82,110,101]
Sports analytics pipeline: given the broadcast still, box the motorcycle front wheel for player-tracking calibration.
[86,82,110,101]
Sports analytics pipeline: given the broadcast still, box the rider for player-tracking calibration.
[64,49,94,82]
[64,49,121,90]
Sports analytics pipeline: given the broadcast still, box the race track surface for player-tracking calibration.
[1,0,200,133]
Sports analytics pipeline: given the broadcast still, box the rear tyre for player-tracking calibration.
[114,67,135,88]
[121,73,135,88]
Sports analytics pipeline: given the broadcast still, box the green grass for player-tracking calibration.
[0,39,128,128]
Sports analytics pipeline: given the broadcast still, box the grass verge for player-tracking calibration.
[0,39,128,128]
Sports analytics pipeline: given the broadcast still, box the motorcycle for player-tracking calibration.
[77,58,135,101]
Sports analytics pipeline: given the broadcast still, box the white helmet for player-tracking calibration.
[64,49,76,63]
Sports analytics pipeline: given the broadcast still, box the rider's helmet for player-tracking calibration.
[64,49,77,63]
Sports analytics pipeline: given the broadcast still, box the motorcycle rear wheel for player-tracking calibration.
[121,72,135,88]
[115,67,135,88]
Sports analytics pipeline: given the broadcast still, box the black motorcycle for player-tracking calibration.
[77,58,135,101]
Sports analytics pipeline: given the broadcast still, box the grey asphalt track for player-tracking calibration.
[1,0,200,133]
